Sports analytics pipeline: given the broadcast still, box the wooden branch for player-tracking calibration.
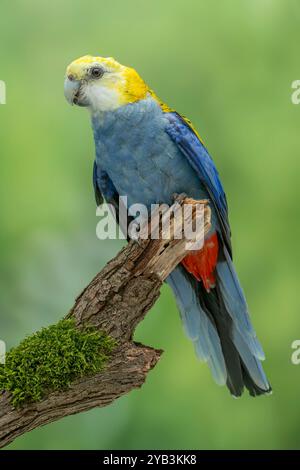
[0,197,211,448]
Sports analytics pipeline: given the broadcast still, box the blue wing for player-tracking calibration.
[165,112,232,257]
[93,161,133,237]
[93,161,118,207]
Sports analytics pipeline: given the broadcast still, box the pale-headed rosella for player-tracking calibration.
[64,55,271,397]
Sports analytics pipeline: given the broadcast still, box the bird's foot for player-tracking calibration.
[172,192,188,205]
[128,216,149,246]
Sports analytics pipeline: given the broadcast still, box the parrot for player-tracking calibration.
[64,55,271,397]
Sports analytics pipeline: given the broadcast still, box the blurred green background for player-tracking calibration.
[0,0,300,450]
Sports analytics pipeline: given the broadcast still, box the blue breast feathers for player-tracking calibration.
[91,98,208,212]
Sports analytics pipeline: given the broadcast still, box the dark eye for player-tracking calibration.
[90,67,104,79]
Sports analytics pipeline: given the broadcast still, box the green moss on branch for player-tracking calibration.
[0,319,116,408]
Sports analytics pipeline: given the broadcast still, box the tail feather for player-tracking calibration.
[167,267,227,385]
[167,253,271,397]
[197,279,245,396]
[216,247,265,360]
[205,321,227,386]
[198,274,271,397]
[232,328,270,391]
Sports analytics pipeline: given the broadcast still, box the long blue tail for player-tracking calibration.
[167,246,271,397]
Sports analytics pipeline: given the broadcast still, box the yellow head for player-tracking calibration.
[64,55,149,112]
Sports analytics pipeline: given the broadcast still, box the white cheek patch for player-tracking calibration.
[86,83,121,112]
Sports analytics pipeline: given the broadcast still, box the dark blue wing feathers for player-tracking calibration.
[165,112,232,257]
[93,161,119,206]
[92,160,103,206]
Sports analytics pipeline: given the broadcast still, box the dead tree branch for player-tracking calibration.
[0,197,211,448]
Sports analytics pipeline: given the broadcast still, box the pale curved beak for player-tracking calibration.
[64,77,81,105]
